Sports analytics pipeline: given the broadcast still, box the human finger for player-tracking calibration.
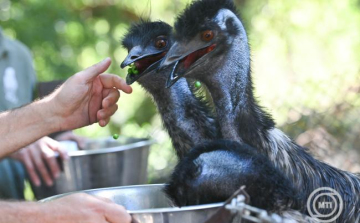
[103,203,131,223]
[102,88,120,108]
[42,146,61,179]
[88,78,103,125]
[71,136,87,150]
[99,74,132,94]
[47,136,69,160]
[99,117,110,127]
[30,147,53,186]
[22,150,41,187]
[57,145,69,160]
[78,58,112,81]
[97,104,118,122]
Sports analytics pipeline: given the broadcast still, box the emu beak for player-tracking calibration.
[121,46,142,69]
[158,42,184,70]
[159,40,215,88]
[159,42,189,88]
[166,61,180,88]
[121,46,167,85]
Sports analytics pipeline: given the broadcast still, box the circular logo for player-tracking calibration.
[307,187,343,222]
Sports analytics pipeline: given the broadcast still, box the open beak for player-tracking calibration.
[158,41,216,88]
[121,46,167,85]
[166,61,181,88]
[121,46,142,69]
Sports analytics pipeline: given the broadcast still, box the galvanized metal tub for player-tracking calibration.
[32,137,153,199]
[41,184,223,223]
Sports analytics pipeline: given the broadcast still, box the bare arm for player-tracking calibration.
[0,99,58,157]
[0,193,131,223]
[0,58,132,223]
[0,58,132,158]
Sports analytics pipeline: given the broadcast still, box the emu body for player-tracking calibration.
[121,21,218,159]
[161,0,360,221]
[165,140,300,213]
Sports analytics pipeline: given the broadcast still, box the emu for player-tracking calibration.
[160,0,360,221]
[121,20,218,159]
[165,140,300,213]
[121,20,301,215]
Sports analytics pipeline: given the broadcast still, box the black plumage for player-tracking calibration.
[174,0,239,40]
[121,20,300,217]
[121,20,218,159]
[160,0,360,221]
[165,140,300,213]
[122,20,172,50]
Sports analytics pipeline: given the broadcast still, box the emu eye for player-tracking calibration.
[155,38,167,49]
[201,30,214,42]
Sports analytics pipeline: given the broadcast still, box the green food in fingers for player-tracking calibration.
[113,134,119,140]
[195,81,201,88]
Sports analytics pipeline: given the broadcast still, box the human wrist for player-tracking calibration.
[33,97,62,134]
[41,84,78,132]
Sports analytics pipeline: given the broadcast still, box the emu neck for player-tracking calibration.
[196,29,360,221]
[203,37,274,147]
[201,35,360,221]
[138,71,217,159]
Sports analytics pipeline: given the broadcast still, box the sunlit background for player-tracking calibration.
[1,0,360,185]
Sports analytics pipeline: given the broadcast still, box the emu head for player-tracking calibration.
[159,0,250,88]
[121,20,172,85]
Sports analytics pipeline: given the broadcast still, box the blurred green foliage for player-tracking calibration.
[1,0,360,181]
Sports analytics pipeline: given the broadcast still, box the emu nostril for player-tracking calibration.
[160,55,181,68]
[130,56,139,60]
[167,56,181,62]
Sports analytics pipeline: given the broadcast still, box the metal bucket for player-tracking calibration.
[41,184,223,223]
[32,137,153,199]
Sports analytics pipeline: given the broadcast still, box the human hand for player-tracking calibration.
[55,131,87,150]
[10,136,68,187]
[48,58,132,131]
[42,193,131,223]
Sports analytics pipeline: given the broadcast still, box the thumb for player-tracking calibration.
[81,57,112,81]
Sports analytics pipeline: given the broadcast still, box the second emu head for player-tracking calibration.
[121,20,172,85]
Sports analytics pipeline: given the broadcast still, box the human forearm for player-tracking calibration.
[0,58,131,158]
[0,193,131,223]
[0,201,42,223]
[0,98,58,157]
